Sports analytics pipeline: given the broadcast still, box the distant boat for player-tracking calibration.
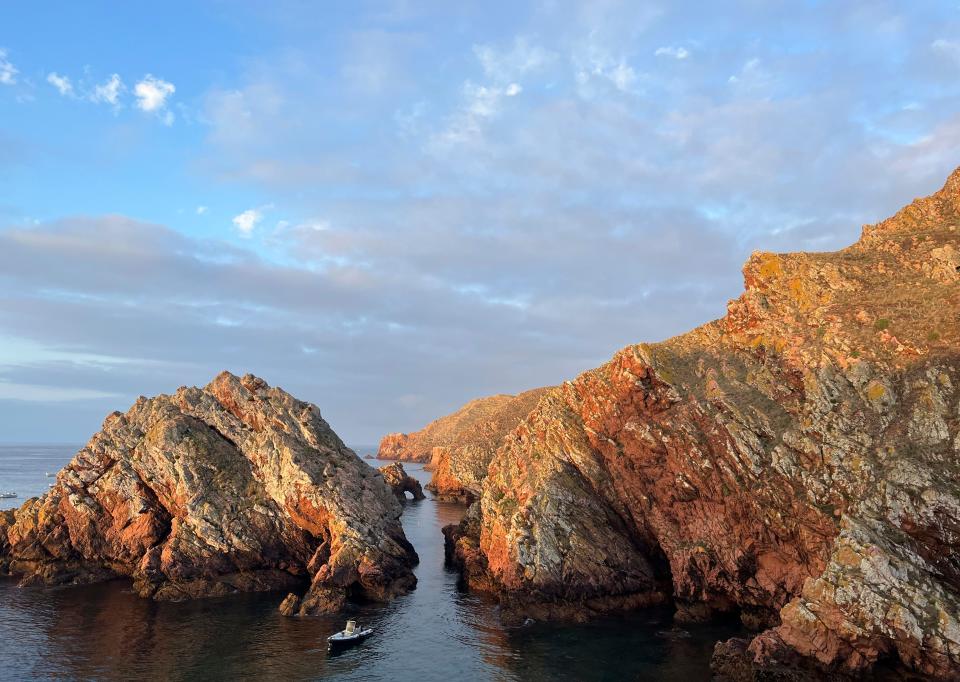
[0,492,17,499]
[327,620,374,650]
[48,483,55,488]
[45,472,54,477]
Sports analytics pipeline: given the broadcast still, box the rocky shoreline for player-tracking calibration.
[2,172,958,678]
[380,389,550,502]
[438,169,960,679]
[376,389,550,468]
[0,372,419,617]
[379,462,426,503]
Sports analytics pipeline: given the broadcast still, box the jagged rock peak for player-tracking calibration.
[446,168,960,678]
[0,371,419,616]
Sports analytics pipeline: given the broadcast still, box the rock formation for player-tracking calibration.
[425,388,550,502]
[377,391,547,463]
[378,462,426,502]
[378,432,419,461]
[446,169,960,678]
[0,372,418,616]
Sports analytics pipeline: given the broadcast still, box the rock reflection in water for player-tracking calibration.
[0,460,742,681]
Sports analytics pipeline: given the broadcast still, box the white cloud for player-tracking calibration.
[430,38,539,150]
[46,72,74,96]
[728,58,771,91]
[474,37,553,83]
[431,82,520,149]
[932,39,960,64]
[463,82,501,119]
[573,45,640,94]
[196,205,209,215]
[301,220,330,231]
[394,100,428,137]
[609,62,636,91]
[654,46,689,60]
[90,73,123,107]
[0,381,120,402]
[0,49,18,85]
[134,75,176,123]
[232,206,274,236]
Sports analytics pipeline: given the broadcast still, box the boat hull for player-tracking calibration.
[327,629,374,650]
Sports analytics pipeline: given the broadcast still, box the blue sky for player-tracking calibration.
[1,1,959,444]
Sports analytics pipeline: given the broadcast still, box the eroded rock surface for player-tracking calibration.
[377,391,547,463]
[378,462,425,502]
[446,169,960,678]
[0,372,418,616]
[425,388,550,502]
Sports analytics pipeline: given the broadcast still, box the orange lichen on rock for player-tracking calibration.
[446,168,960,679]
[420,388,550,502]
[0,372,418,616]
[377,389,549,465]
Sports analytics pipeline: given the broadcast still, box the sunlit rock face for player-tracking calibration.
[424,388,551,503]
[447,169,960,679]
[0,372,418,616]
[379,462,426,503]
[377,389,549,465]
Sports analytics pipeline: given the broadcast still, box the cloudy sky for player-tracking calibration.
[1,1,959,445]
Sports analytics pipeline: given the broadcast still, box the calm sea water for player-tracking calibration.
[0,444,77,506]
[0,447,741,681]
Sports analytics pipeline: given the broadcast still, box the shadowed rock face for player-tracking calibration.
[446,169,960,678]
[377,391,548,463]
[425,388,551,503]
[0,372,418,616]
[378,462,426,502]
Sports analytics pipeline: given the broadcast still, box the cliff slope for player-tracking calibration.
[447,170,960,678]
[378,390,548,465]
[0,372,418,615]
[426,387,550,502]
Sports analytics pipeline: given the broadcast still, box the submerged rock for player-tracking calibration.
[446,169,960,678]
[278,592,302,617]
[378,462,425,502]
[0,372,418,615]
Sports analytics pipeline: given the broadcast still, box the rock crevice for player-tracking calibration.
[445,169,960,678]
[0,372,419,616]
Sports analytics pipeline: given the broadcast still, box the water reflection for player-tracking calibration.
[0,461,742,681]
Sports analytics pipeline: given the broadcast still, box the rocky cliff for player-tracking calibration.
[377,391,546,463]
[425,388,550,502]
[446,170,960,678]
[379,462,426,502]
[0,372,418,616]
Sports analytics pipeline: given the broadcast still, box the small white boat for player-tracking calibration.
[48,483,55,488]
[45,472,54,478]
[0,491,16,499]
[327,620,374,648]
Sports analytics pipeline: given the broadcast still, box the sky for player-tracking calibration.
[1,1,959,445]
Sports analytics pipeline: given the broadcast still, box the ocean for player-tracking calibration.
[0,447,740,681]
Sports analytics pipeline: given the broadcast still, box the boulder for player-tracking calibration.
[0,372,419,616]
[378,462,426,502]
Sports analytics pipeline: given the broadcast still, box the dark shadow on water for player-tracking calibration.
[503,607,742,681]
[0,459,744,681]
